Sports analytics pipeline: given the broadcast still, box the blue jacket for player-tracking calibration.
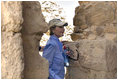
[43,35,65,79]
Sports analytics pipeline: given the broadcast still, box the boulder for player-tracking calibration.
[66,39,117,79]
[73,1,117,41]
[22,1,49,79]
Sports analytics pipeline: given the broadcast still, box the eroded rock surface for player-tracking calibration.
[1,1,49,79]
[72,1,117,41]
[22,1,49,79]
[66,1,117,79]
[1,1,24,79]
[66,39,117,79]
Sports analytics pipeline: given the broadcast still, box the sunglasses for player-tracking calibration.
[57,26,64,28]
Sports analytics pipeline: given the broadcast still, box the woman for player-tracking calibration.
[43,19,68,79]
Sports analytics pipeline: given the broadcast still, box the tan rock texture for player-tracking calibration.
[1,1,117,79]
[66,1,117,79]
[1,1,24,79]
[72,1,117,41]
[66,39,117,79]
[1,1,49,79]
[22,1,49,79]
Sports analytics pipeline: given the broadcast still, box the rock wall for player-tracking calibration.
[72,1,117,41]
[1,1,49,79]
[1,1,117,79]
[66,1,117,79]
[66,39,117,79]
[1,1,24,78]
[22,1,49,79]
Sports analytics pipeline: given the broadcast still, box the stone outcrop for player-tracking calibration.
[1,1,24,78]
[72,1,117,41]
[1,1,117,79]
[66,39,117,79]
[66,1,117,79]
[1,1,49,79]
[22,1,49,79]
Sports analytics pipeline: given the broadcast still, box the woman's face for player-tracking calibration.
[53,26,65,38]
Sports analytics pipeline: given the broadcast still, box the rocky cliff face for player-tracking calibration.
[1,1,49,79]
[66,1,117,79]
[72,1,117,41]
[1,1,117,79]
[1,1,24,78]
[22,1,49,79]
[66,39,117,79]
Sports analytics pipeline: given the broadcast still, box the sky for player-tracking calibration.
[55,1,79,25]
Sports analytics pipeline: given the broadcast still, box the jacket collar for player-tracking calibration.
[50,35,59,41]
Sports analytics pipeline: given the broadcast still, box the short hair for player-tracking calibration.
[50,25,56,35]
